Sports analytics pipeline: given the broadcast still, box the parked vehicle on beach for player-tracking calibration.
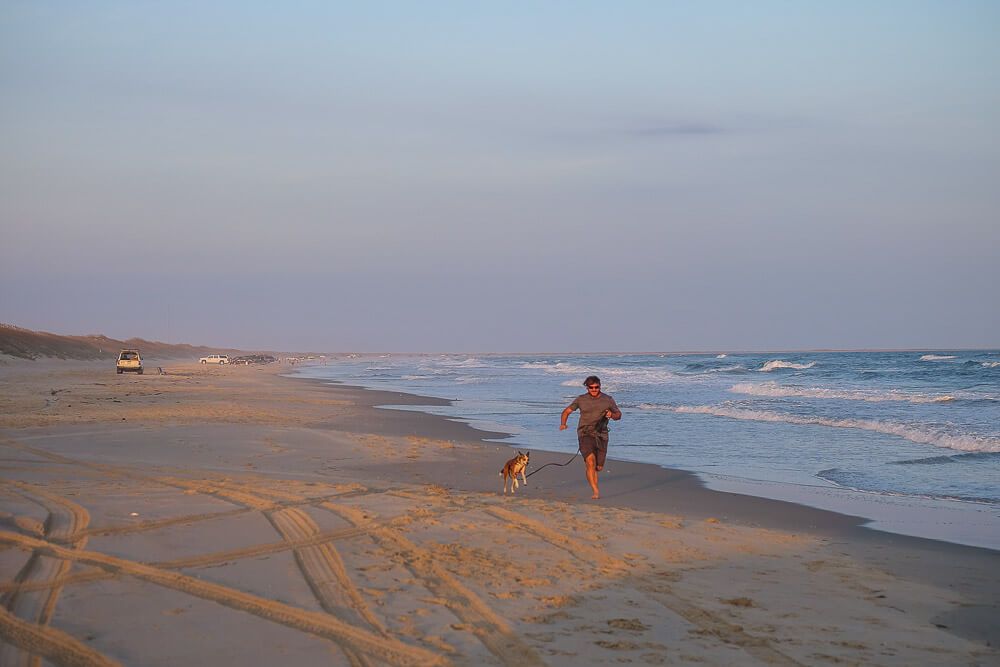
[229,354,277,365]
[199,354,230,364]
[116,349,143,374]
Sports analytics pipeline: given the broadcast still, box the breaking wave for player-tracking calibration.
[707,364,747,374]
[728,382,955,404]
[982,361,1000,369]
[889,453,999,465]
[888,455,956,465]
[920,354,957,361]
[455,376,487,384]
[816,469,998,504]
[681,362,747,375]
[664,404,1000,453]
[433,357,488,368]
[759,360,816,372]
[520,361,677,386]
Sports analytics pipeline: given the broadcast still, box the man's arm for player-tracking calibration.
[606,399,622,421]
[559,406,574,430]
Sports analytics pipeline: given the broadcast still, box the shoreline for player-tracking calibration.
[293,371,999,647]
[293,370,1000,553]
[1,359,996,663]
[289,373,1000,616]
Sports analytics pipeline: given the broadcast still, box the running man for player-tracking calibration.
[560,375,622,499]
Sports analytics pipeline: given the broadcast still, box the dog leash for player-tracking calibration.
[525,449,580,478]
[527,408,613,478]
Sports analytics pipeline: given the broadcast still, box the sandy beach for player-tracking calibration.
[0,358,996,666]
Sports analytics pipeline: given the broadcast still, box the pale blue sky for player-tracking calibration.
[2,2,998,351]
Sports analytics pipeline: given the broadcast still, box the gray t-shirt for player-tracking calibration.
[567,392,620,436]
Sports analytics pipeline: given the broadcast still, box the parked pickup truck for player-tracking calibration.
[199,354,230,364]
[116,349,143,374]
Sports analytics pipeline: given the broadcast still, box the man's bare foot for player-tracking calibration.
[591,493,600,500]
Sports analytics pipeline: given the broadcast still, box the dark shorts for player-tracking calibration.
[578,432,609,468]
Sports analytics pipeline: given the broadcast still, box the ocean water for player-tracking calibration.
[295,351,1000,540]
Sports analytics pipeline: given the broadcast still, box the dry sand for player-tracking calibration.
[0,358,996,666]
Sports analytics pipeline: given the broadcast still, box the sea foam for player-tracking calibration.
[729,382,955,404]
[759,360,816,372]
[433,357,488,368]
[521,361,677,386]
[920,354,957,361]
[668,404,1000,453]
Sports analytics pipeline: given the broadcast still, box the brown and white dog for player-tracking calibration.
[500,451,530,494]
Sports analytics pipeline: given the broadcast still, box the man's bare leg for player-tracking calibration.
[584,452,600,499]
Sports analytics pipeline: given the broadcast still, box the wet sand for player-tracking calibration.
[0,359,996,665]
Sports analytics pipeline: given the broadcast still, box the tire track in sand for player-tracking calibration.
[484,506,627,573]
[4,437,790,665]
[0,440,433,665]
[156,476,389,667]
[0,525,369,596]
[0,605,121,667]
[0,531,447,667]
[1,482,93,667]
[267,507,388,634]
[0,439,540,665]
[79,489,375,540]
[266,507,386,667]
[320,500,547,667]
[221,481,546,667]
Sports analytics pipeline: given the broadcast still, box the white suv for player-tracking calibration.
[117,349,143,374]
[199,354,230,364]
